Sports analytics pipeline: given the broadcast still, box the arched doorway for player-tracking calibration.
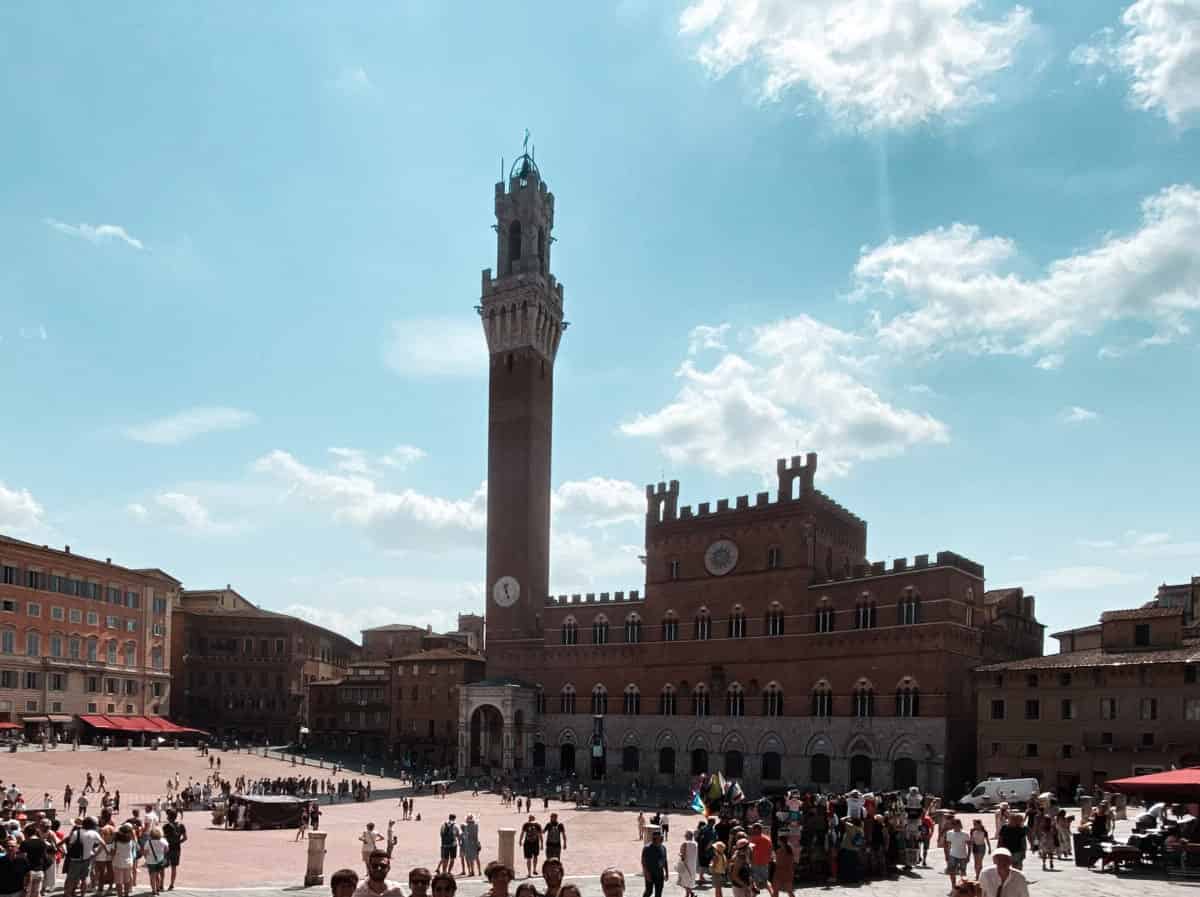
[532,742,546,768]
[724,750,744,778]
[811,753,831,784]
[659,746,676,775]
[761,751,782,781]
[691,748,709,775]
[560,743,576,774]
[850,754,873,788]
[469,704,504,770]
[893,757,917,789]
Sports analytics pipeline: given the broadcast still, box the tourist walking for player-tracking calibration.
[359,823,383,872]
[437,815,459,875]
[460,815,481,877]
[675,830,698,897]
[709,842,727,897]
[544,812,566,860]
[945,819,970,891]
[520,815,542,878]
[770,841,795,897]
[163,810,186,891]
[997,814,1027,870]
[978,848,1028,897]
[969,819,991,879]
[640,830,668,897]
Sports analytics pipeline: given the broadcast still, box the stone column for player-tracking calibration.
[457,723,469,777]
[498,828,516,869]
[305,831,328,886]
[502,722,515,773]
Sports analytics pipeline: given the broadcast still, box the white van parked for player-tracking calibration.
[958,778,1040,810]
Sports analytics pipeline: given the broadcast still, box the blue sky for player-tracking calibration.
[2,1,1198,645]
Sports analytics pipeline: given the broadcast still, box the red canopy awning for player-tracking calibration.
[1105,768,1200,801]
[77,714,206,735]
[0,722,21,730]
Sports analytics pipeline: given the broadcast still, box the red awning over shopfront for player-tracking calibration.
[77,714,206,735]
[1105,768,1200,801]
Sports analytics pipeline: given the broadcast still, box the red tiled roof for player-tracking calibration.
[977,640,1200,672]
[1100,606,1182,622]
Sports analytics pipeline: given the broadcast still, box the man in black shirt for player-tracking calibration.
[640,830,667,897]
[0,832,31,897]
[543,813,566,860]
[520,816,542,879]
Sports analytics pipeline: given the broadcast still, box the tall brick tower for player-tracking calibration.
[477,149,565,677]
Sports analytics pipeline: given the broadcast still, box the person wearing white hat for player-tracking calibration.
[978,848,1028,897]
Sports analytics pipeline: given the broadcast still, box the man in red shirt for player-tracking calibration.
[748,823,772,887]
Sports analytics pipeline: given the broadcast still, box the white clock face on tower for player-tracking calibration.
[704,540,739,576]
[492,576,521,607]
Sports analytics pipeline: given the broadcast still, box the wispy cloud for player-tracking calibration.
[383,317,484,379]
[153,491,238,534]
[0,481,45,533]
[1060,405,1099,424]
[1031,565,1139,590]
[123,407,257,445]
[679,0,1033,132]
[333,66,373,94]
[45,218,144,250]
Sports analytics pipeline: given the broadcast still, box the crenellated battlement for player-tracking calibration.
[810,550,984,585]
[646,453,866,530]
[545,590,643,607]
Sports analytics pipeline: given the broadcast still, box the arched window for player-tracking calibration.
[535,685,546,715]
[622,744,639,772]
[726,682,744,717]
[693,684,710,718]
[106,640,118,664]
[899,588,921,625]
[151,646,163,670]
[728,605,746,638]
[694,609,711,640]
[507,220,522,274]
[761,751,782,780]
[591,684,608,715]
[662,612,679,641]
[895,678,920,717]
[763,682,784,717]
[767,546,782,570]
[815,599,835,633]
[592,615,609,645]
[623,684,641,715]
[855,593,877,629]
[766,602,785,636]
[0,628,14,655]
[559,684,576,715]
[724,749,744,778]
[659,685,677,716]
[853,679,875,718]
[624,613,642,643]
[123,641,136,667]
[811,680,833,718]
[659,746,676,774]
[86,636,98,662]
[561,616,578,645]
[26,631,40,657]
[811,753,831,783]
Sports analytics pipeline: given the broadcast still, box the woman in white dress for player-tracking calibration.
[677,830,699,897]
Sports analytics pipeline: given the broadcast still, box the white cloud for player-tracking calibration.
[1060,405,1099,424]
[45,218,144,250]
[1078,529,1200,559]
[906,383,938,396]
[0,481,45,532]
[154,491,235,534]
[1072,1,1200,128]
[854,185,1200,360]
[550,531,646,597]
[381,444,426,470]
[126,503,149,521]
[621,314,948,477]
[333,66,373,94]
[124,406,257,445]
[1034,353,1064,370]
[1031,565,1139,590]
[280,574,480,640]
[383,317,484,379]
[679,0,1033,131]
[253,449,486,551]
[553,477,645,527]
[687,323,730,355]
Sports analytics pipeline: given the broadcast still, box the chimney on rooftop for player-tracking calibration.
[65,545,70,554]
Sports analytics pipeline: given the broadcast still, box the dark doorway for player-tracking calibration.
[691,748,709,775]
[724,750,744,778]
[623,745,640,773]
[659,747,676,775]
[811,753,831,784]
[469,704,503,769]
[850,754,873,788]
[762,751,782,781]
[560,743,576,774]
[532,742,546,768]
[893,757,917,789]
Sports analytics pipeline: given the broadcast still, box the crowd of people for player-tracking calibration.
[1,773,189,897]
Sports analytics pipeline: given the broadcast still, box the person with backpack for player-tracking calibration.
[437,815,460,876]
[543,813,566,861]
[62,818,101,897]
